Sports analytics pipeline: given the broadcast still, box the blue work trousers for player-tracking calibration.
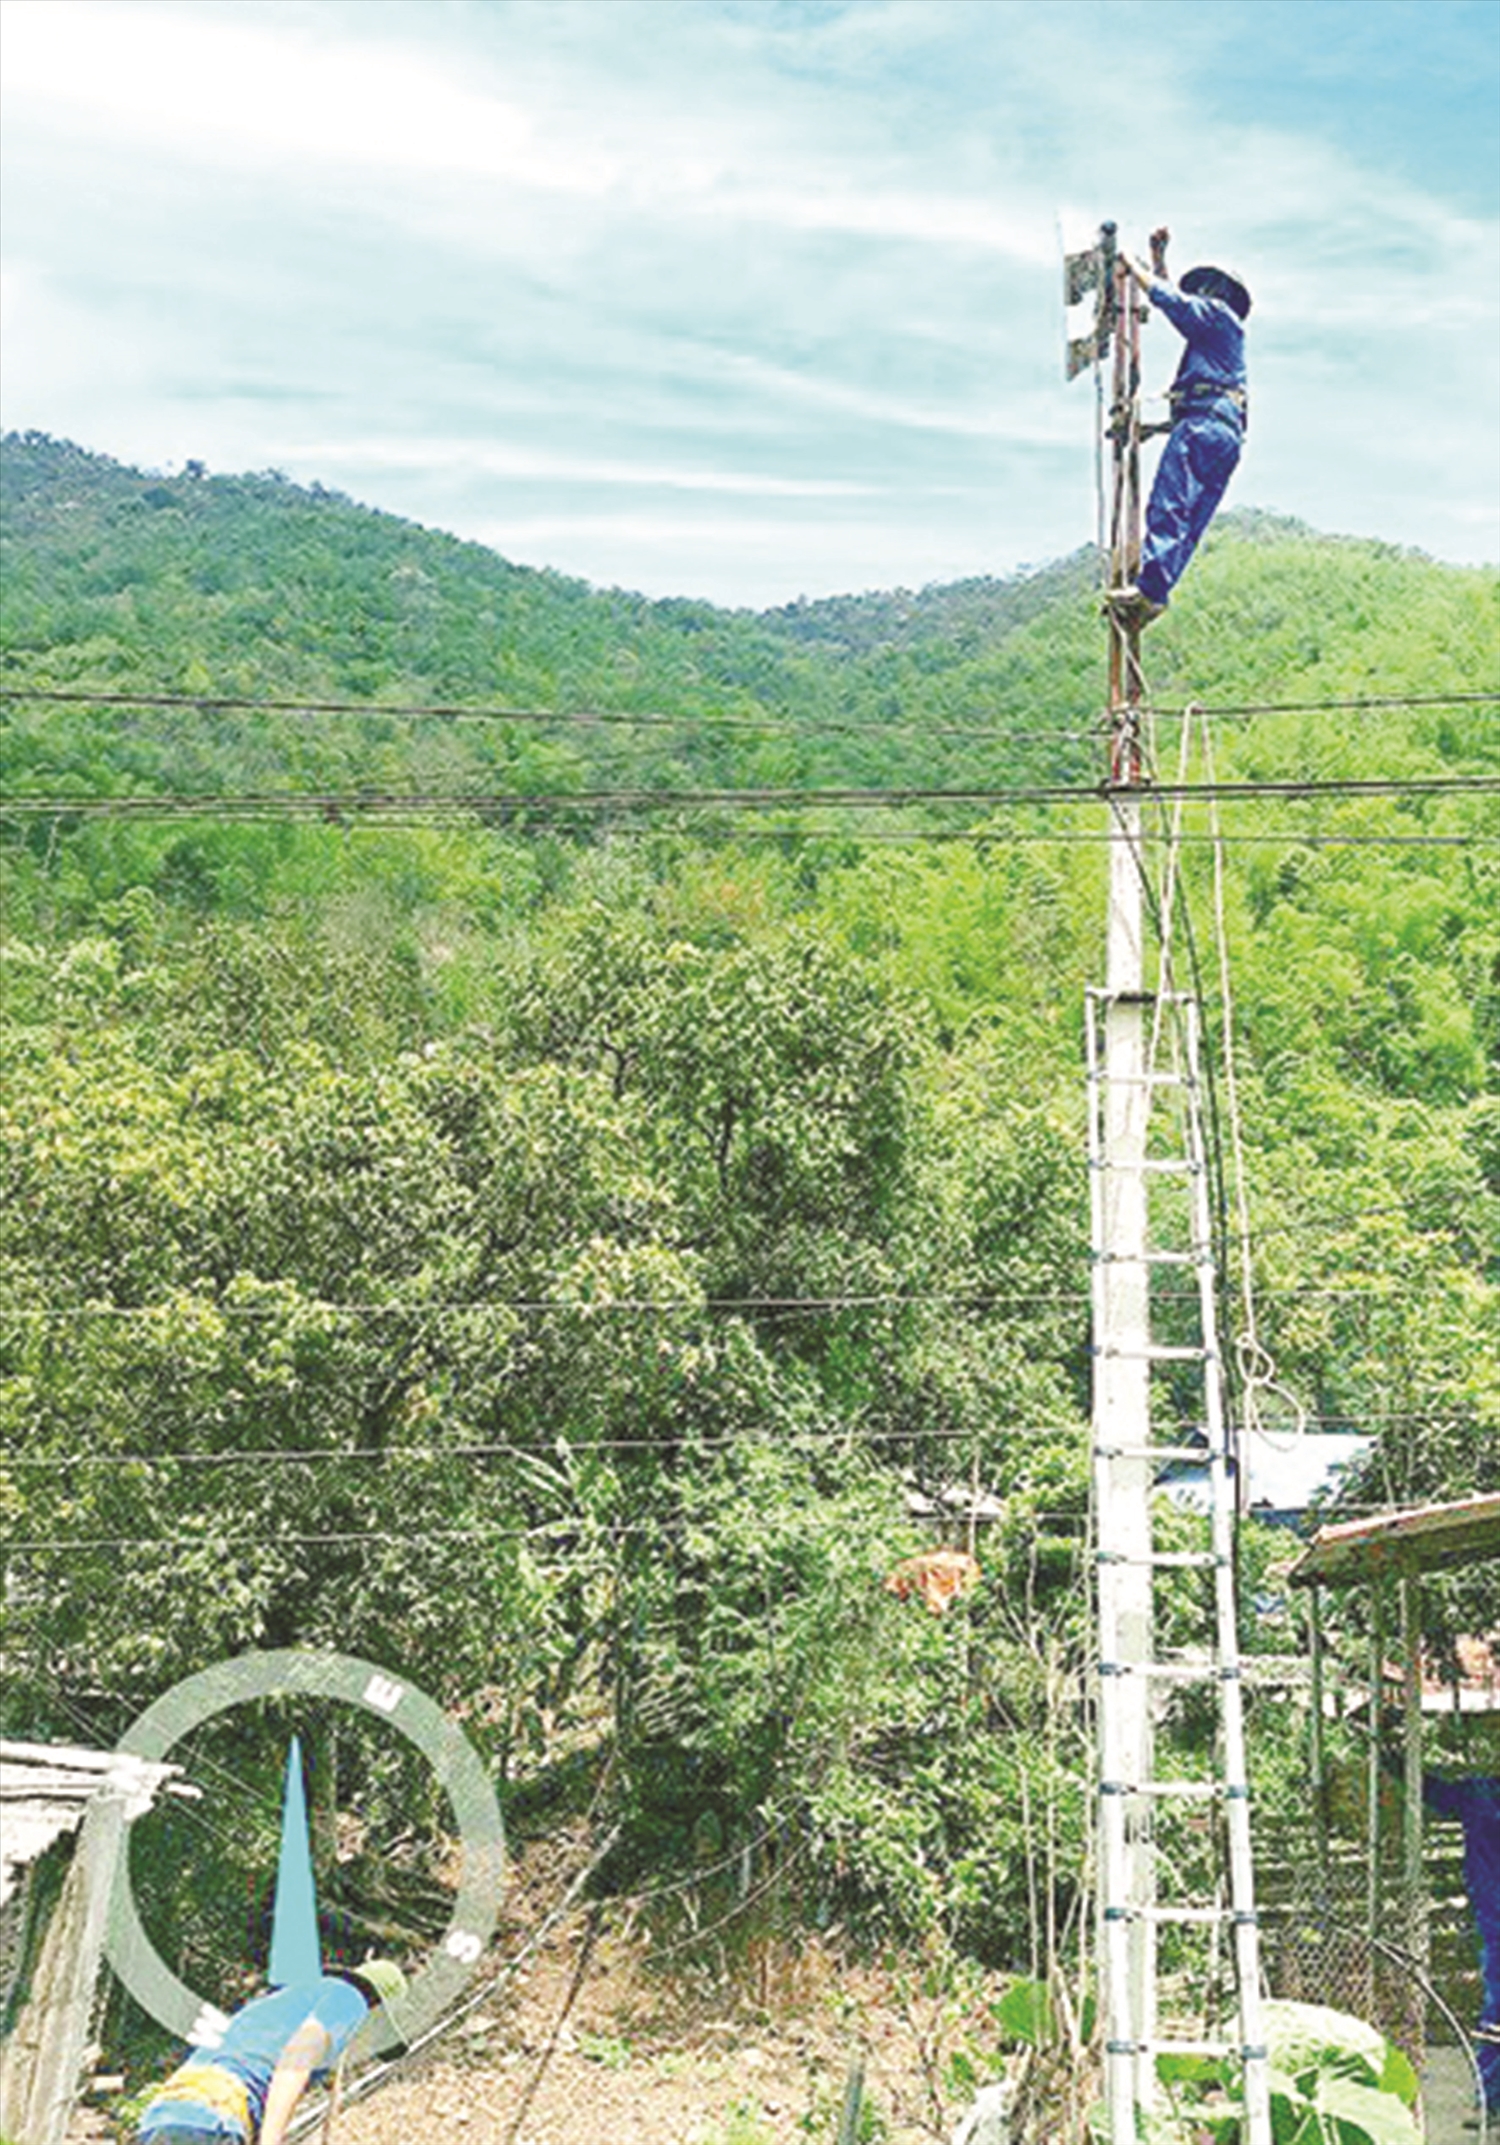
[1137,412,1242,608]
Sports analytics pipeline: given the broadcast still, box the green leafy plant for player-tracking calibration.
[1155,2000,1421,2144]
[702,2100,778,2145]
[575,2029,633,2070]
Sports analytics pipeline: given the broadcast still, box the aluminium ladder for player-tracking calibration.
[1086,985,1272,2145]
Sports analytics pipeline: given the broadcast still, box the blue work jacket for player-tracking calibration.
[138,1976,370,2139]
[1148,279,1246,425]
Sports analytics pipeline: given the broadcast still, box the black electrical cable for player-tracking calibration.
[6,683,1493,726]
[2,776,1494,816]
[3,810,1491,847]
[0,1414,1429,1476]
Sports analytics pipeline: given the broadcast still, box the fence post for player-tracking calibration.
[0,1788,128,2145]
[836,2052,866,2145]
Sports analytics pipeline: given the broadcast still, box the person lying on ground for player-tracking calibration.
[134,1957,407,2145]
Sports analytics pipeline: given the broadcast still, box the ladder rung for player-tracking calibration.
[1094,1443,1225,1464]
[1107,1903,1232,1925]
[1109,2037,1237,2060]
[1087,1070,1188,1088]
[1088,987,1196,1006]
[1100,1778,1224,1800]
[1097,1550,1225,1569]
[1091,1156,1196,1173]
[1100,1659,1241,1681]
[1094,1343,1213,1362]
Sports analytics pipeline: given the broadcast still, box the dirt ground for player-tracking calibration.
[323,1835,1021,2145]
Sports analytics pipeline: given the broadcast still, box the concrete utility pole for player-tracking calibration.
[1072,224,1273,2145]
[1093,239,1158,2128]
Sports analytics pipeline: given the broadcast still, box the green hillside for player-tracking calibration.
[4,432,1495,832]
[1,430,1497,2094]
[0,432,1099,811]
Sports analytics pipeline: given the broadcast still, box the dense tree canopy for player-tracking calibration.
[1,433,1496,2056]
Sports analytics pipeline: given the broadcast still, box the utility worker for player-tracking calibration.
[135,1958,407,2144]
[1112,228,1251,626]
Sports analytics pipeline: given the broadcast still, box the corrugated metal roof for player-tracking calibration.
[1285,1490,1500,1588]
[1165,1431,1375,1519]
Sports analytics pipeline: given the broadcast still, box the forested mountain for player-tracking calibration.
[1,431,1497,2092]
[4,431,1495,822]
[0,432,1100,804]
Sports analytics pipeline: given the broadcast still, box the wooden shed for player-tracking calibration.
[1,1740,182,2145]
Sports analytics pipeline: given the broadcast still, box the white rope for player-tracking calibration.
[1197,704,1307,1451]
[1144,698,1195,1079]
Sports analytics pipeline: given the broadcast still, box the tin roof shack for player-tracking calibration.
[1159,1429,1374,1525]
[1,1741,182,2145]
[1285,1492,1500,2126]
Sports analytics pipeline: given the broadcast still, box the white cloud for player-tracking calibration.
[1,0,1495,598]
[285,436,881,499]
[713,180,1052,261]
[467,506,1012,610]
[2,1,613,194]
[1,0,1047,261]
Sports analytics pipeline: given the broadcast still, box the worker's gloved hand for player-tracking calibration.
[1150,226,1170,273]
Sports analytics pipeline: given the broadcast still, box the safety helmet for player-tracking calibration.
[348,1957,408,2008]
[1180,264,1251,320]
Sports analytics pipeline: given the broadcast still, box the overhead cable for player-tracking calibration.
[2,775,1494,819]
[1183,691,1499,719]
[0,1411,1439,1474]
[0,1495,1443,1558]
[3,684,1494,724]
[1,1278,1457,1322]
[0,685,1095,747]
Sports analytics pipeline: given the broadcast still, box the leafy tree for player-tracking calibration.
[2,427,1497,2019]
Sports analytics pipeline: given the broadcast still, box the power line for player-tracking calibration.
[4,684,1494,725]
[3,800,1493,845]
[6,1287,1064,1318]
[0,685,1094,748]
[729,827,1497,846]
[0,1488,1462,1559]
[0,1426,1092,1475]
[2,1276,1466,1323]
[0,682,1022,737]
[0,1415,1440,1476]
[1181,692,1500,719]
[0,1514,1054,1556]
[0,694,1090,755]
[0,1278,1085,1312]
[2,775,1494,820]
[3,808,1490,848]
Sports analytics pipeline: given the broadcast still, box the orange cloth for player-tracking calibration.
[884,1548,981,1615]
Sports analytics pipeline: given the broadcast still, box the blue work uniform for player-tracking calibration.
[136,1976,369,2142]
[1137,279,1247,610]
[1423,1774,1500,2110]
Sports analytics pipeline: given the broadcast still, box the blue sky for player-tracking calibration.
[2,0,1497,605]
